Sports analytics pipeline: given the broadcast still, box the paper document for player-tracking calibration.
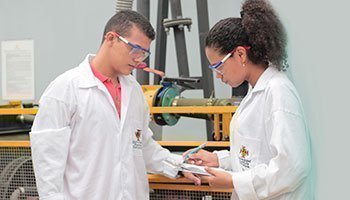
[180,163,211,176]
[162,158,226,177]
[1,40,34,100]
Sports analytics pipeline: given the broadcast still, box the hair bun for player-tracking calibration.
[240,0,288,70]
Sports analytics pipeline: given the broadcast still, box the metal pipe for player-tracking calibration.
[172,98,239,120]
[154,0,169,85]
[169,0,190,77]
[136,0,150,84]
[16,115,35,124]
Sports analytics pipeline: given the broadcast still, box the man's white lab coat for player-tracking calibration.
[30,55,182,200]
[215,67,313,200]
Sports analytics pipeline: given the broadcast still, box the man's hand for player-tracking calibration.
[182,149,219,167]
[201,167,234,189]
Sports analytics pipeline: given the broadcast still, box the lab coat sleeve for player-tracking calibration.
[213,150,232,170]
[140,97,183,174]
[30,96,74,200]
[232,111,311,199]
[142,128,183,174]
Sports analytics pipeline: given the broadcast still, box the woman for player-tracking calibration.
[183,0,313,199]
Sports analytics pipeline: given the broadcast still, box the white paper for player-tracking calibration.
[181,163,228,176]
[1,40,34,100]
[181,163,211,176]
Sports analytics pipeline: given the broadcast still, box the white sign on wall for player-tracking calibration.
[1,40,34,100]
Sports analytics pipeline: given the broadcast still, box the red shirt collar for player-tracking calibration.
[90,64,111,83]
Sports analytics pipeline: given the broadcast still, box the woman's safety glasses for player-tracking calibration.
[109,32,151,62]
[208,46,250,75]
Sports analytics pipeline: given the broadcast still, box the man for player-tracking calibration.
[30,10,182,200]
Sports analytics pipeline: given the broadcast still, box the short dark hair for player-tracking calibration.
[206,0,288,71]
[102,10,155,42]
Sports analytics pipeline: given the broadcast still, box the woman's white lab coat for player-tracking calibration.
[215,67,313,200]
[30,55,182,200]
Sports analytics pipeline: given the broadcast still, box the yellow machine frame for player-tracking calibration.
[142,85,237,141]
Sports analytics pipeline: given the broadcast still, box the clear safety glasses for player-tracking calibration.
[110,32,151,62]
[208,46,251,75]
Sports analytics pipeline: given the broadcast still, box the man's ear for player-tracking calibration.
[104,32,116,42]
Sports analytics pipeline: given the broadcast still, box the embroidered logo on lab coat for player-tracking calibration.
[239,145,249,158]
[135,129,141,141]
[239,145,251,170]
[132,129,143,149]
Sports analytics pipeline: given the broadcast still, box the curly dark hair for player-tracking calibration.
[205,0,288,71]
[102,10,155,43]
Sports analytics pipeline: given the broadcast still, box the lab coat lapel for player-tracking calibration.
[236,67,278,116]
[97,81,120,119]
[78,55,120,122]
[119,76,133,130]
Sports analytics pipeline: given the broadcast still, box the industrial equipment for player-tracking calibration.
[134,0,248,138]
[143,77,239,141]
[0,101,37,141]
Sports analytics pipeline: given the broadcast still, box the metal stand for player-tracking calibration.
[136,0,150,85]
[137,0,215,140]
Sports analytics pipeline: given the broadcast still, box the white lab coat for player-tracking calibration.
[30,54,182,200]
[215,67,313,200]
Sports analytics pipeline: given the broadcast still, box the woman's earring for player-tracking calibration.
[242,63,246,67]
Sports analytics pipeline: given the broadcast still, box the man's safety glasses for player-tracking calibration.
[208,46,251,75]
[109,32,151,62]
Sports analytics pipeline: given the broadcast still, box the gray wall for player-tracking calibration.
[269,0,350,199]
[1,0,350,199]
[0,0,116,104]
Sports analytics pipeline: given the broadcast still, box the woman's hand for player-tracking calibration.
[182,149,219,167]
[201,167,234,189]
